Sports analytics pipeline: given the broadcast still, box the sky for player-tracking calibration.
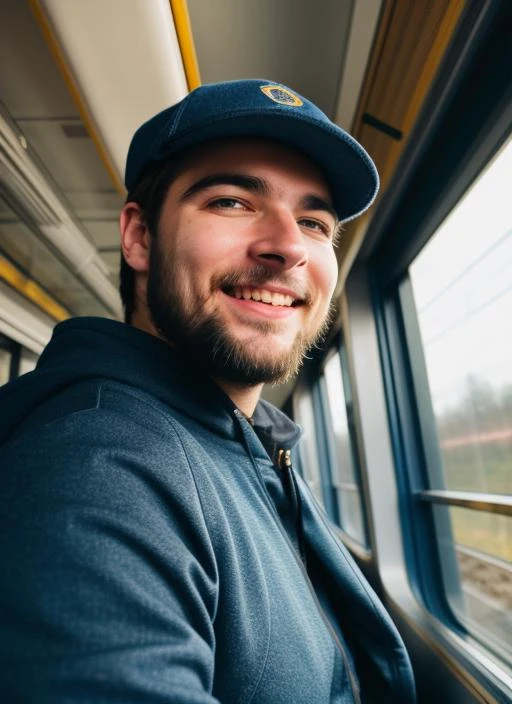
[409,138,512,414]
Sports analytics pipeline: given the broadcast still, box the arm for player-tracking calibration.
[0,401,220,703]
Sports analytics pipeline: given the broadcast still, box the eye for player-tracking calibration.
[208,197,247,210]
[298,217,332,238]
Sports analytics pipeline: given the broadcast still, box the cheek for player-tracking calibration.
[180,217,241,265]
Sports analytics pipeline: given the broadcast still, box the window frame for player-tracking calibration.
[341,0,512,697]
[316,337,370,551]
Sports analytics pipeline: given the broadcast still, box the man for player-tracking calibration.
[0,80,415,702]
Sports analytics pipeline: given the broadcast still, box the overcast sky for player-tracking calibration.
[410,138,511,414]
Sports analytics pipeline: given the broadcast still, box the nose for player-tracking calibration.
[248,208,308,271]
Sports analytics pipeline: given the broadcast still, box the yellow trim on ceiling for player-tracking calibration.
[0,256,70,322]
[169,0,201,90]
[28,0,126,195]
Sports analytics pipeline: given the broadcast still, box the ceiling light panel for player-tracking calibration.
[33,0,189,186]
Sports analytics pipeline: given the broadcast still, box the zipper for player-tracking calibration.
[234,412,361,703]
[277,448,307,566]
[277,446,361,704]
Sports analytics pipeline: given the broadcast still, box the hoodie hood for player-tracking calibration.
[0,317,301,452]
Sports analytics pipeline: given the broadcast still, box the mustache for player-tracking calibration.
[213,266,311,304]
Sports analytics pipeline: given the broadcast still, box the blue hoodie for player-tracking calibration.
[0,317,415,703]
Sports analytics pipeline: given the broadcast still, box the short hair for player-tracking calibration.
[120,160,180,323]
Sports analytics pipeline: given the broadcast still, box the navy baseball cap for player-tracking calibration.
[125,79,379,222]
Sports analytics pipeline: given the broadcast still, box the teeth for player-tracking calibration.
[231,287,295,307]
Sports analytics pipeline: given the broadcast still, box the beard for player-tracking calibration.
[146,237,334,385]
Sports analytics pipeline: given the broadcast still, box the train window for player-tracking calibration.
[0,347,10,385]
[0,332,20,382]
[18,348,38,376]
[409,138,511,664]
[319,343,368,547]
[293,383,324,505]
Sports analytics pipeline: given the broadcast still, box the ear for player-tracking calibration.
[120,202,150,272]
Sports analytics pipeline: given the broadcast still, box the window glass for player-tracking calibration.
[409,137,511,663]
[409,139,512,496]
[434,505,511,661]
[322,348,367,545]
[19,349,38,376]
[293,385,324,505]
[0,348,11,385]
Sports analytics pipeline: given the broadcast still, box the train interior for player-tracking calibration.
[0,1,510,701]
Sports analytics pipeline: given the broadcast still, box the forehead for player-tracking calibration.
[171,138,333,201]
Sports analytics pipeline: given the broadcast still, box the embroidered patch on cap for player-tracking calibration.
[260,85,303,107]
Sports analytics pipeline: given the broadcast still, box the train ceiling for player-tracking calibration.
[0,0,465,387]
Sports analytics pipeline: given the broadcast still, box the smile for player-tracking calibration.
[226,286,300,307]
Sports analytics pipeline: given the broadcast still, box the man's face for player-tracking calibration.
[145,139,339,385]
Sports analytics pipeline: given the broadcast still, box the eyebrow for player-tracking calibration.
[180,173,271,201]
[299,194,338,226]
[180,171,338,225]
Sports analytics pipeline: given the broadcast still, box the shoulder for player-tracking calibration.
[0,377,216,563]
[1,377,203,507]
[5,376,188,447]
